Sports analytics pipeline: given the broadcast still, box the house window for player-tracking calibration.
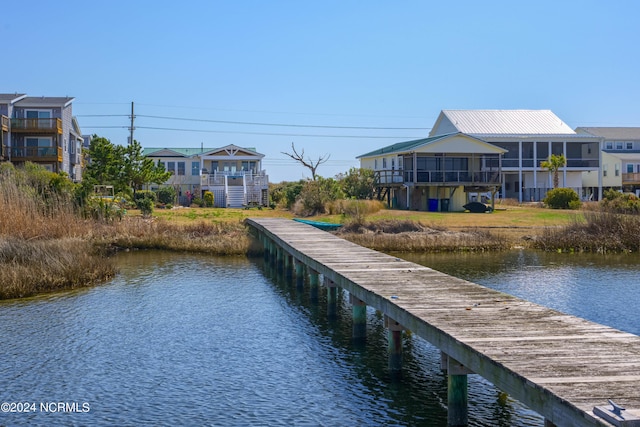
[374,159,378,169]
[628,164,634,173]
[167,161,176,174]
[615,164,620,176]
[627,142,634,150]
[616,142,623,150]
[158,161,165,169]
[177,162,185,175]
[26,137,52,147]
[192,161,200,176]
[605,142,613,150]
[603,164,608,177]
[382,158,387,169]
[26,110,52,128]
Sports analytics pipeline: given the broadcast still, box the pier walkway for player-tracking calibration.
[246,218,640,427]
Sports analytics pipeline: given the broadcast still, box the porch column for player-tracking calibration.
[308,268,319,302]
[518,140,523,203]
[324,277,338,318]
[385,315,404,373]
[441,352,473,426]
[350,294,367,340]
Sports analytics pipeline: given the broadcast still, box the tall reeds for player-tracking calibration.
[534,211,640,253]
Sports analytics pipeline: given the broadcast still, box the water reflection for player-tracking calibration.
[4,250,632,426]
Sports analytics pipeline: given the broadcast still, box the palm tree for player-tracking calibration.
[541,154,567,188]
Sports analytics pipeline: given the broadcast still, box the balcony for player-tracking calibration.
[376,169,500,186]
[622,173,640,184]
[1,115,8,132]
[11,146,63,163]
[10,118,63,134]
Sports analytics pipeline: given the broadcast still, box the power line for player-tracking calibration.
[135,114,429,131]
[133,125,422,139]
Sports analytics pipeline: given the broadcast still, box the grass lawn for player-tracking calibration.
[134,204,583,240]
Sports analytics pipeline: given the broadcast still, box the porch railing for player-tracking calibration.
[10,118,63,134]
[201,170,269,187]
[397,170,501,185]
[11,146,63,162]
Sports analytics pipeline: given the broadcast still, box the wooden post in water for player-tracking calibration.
[308,268,319,302]
[284,254,293,280]
[441,352,472,426]
[275,246,284,271]
[294,259,305,289]
[350,294,367,340]
[325,277,338,317]
[385,315,404,373]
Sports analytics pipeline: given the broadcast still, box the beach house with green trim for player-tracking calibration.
[357,132,506,211]
[143,144,268,208]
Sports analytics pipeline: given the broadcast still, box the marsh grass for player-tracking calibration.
[0,238,115,299]
[534,211,640,253]
[337,219,510,252]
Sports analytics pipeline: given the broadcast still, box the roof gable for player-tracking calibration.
[201,144,264,158]
[430,110,576,136]
[358,133,506,158]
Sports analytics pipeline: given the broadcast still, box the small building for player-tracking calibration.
[144,144,269,208]
[0,93,84,181]
[357,132,506,211]
[576,127,640,196]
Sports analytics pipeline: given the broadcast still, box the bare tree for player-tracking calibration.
[282,142,330,181]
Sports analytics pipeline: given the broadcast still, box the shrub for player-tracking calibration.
[155,187,177,205]
[543,188,580,209]
[269,180,304,209]
[601,189,640,214]
[191,197,203,207]
[134,190,156,217]
[292,178,344,216]
[340,167,376,200]
[203,191,214,207]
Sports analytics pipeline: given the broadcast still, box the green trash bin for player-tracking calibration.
[440,199,449,212]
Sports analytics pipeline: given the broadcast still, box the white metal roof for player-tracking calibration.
[438,110,576,135]
[576,127,640,140]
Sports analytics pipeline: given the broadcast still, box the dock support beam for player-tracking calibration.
[294,259,305,289]
[284,254,293,280]
[350,294,367,340]
[308,268,319,302]
[385,315,404,373]
[325,277,338,317]
[441,352,472,426]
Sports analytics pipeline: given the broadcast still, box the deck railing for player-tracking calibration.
[623,172,640,184]
[1,115,8,132]
[375,169,500,185]
[10,118,63,134]
[201,170,269,187]
[11,146,63,162]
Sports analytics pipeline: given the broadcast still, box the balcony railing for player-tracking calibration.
[10,118,63,134]
[201,170,269,187]
[11,146,63,163]
[622,173,640,184]
[1,115,8,132]
[375,169,500,185]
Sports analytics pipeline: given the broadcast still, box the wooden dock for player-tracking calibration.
[247,218,640,427]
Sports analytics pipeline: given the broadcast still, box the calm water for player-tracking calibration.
[0,250,638,426]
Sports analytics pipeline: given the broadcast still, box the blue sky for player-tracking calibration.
[3,1,639,182]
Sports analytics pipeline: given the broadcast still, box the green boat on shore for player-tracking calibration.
[293,218,342,231]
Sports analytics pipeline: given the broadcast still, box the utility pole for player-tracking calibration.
[129,101,135,145]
